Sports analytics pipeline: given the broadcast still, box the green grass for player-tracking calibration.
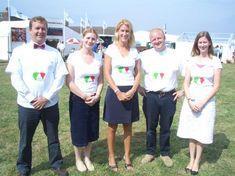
[0,62,235,176]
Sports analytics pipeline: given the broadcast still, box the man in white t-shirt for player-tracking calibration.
[139,28,184,167]
[5,16,68,176]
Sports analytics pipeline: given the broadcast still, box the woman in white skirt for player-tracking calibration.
[177,31,222,175]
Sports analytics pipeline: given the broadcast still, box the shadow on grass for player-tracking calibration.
[31,131,229,173]
[203,132,230,164]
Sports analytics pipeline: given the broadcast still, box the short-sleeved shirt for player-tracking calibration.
[105,44,139,86]
[187,56,222,87]
[67,50,103,95]
[5,42,68,108]
[140,48,183,92]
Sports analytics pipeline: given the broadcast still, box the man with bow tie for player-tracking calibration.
[5,16,68,176]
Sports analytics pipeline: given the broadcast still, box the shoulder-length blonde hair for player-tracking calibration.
[114,19,135,47]
[191,31,214,58]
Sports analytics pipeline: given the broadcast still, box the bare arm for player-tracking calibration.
[193,68,222,111]
[125,59,141,100]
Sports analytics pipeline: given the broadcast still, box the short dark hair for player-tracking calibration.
[29,16,48,29]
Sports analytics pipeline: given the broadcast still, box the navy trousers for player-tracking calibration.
[143,91,176,156]
[17,104,63,174]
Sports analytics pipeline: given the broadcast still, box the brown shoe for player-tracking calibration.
[160,155,173,167]
[51,168,69,176]
[141,154,155,164]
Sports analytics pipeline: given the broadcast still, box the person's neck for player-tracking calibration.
[80,47,93,55]
[199,52,209,58]
[154,45,166,52]
[117,41,129,49]
[32,41,45,45]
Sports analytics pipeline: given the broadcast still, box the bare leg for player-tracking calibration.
[192,141,204,172]
[84,143,94,171]
[107,124,118,167]
[123,124,133,170]
[74,146,87,172]
[123,124,132,164]
[186,139,196,169]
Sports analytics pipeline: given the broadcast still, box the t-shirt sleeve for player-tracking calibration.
[5,47,21,74]
[104,44,113,57]
[133,48,140,61]
[66,52,74,65]
[213,57,222,70]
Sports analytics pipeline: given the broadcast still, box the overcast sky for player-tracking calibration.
[0,0,234,34]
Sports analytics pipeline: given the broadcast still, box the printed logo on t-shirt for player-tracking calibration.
[192,76,205,84]
[32,72,46,81]
[117,66,129,73]
[153,72,165,79]
[196,64,205,68]
[84,75,95,83]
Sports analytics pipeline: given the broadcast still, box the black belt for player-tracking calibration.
[148,89,176,97]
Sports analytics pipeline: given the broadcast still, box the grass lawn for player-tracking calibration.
[0,62,235,176]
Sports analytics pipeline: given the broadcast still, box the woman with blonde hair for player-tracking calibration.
[66,28,103,172]
[177,31,222,175]
[103,19,141,171]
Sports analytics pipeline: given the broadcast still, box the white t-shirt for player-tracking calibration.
[140,48,183,92]
[67,50,103,95]
[5,41,68,108]
[105,44,139,86]
[187,56,222,87]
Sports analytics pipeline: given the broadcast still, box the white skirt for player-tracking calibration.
[177,85,216,144]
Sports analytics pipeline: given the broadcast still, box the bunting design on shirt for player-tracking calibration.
[153,72,165,79]
[192,76,205,84]
[196,64,205,68]
[84,75,95,83]
[32,72,46,81]
[117,66,129,73]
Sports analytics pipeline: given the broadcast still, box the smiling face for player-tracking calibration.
[29,21,47,45]
[117,24,130,44]
[150,29,166,51]
[197,36,211,54]
[82,32,97,49]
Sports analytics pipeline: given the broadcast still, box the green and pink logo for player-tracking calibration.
[192,76,205,84]
[32,72,46,81]
[196,64,205,68]
[84,75,95,83]
[153,72,164,79]
[117,66,129,73]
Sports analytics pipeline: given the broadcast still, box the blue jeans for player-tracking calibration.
[17,104,63,174]
[143,91,176,156]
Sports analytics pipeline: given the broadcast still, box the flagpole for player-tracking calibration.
[63,9,66,48]
[7,0,12,60]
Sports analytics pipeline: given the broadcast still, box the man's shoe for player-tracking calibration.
[160,155,173,167]
[141,154,155,164]
[51,168,69,176]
